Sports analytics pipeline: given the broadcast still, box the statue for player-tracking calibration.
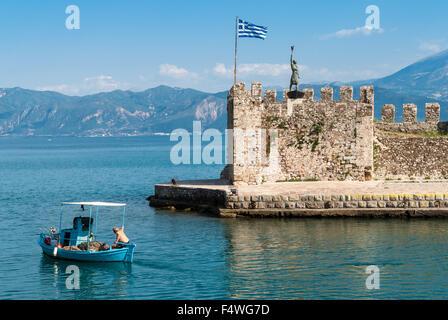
[289,46,300,91]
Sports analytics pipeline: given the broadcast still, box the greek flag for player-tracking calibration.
[238,19,268,40]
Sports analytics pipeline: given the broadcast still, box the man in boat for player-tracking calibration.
[112,225,130,249]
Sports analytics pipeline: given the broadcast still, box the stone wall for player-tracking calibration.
[222,82,374,185]
[374,136,448,179]
[150,183,448,218]
[225,192,448,211]
[221,82,266,185]
[153,184,227,206]
[374,103,448,180]
[221,81,447,185]
[266,86,374,182]
[375,103,443,134]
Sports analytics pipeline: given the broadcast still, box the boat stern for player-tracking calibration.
[122,243,136,263]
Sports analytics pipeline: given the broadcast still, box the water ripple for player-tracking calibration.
[2,137,448,299]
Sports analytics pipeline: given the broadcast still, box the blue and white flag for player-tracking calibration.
[238,19,268,40]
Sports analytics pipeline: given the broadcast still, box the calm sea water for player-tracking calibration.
[1,136,448,300]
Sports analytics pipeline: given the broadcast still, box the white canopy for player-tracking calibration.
[61,202,126,207]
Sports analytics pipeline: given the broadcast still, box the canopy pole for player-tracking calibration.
[94,206,98,238]
[234,16,238,85]
[122,206,126,228]
[87,207,92,251]
[58,206,63,246]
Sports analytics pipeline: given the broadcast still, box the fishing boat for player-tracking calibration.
[38,202,136,263]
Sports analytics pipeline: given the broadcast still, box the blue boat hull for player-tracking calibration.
[38,238,135,263]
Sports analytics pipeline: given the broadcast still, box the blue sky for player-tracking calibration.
[0,0,447,95]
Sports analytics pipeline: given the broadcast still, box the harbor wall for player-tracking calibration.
[149,182,448,218]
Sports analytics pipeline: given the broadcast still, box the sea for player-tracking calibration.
[1,136,448,299]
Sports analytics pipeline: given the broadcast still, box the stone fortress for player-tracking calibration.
[221,81,448,185]
[149,82,448,218]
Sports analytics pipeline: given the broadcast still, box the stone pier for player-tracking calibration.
[148,180,448,218]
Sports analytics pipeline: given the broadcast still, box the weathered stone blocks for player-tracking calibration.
[251,82,262,98]
[220,192,448,213]
[321,87,333,101]
[360,86,374,104]
[302,88,314,100]
[264,90,277,103]
[225,81,445,185]
[282,89,290,102]
[426,103,440,123]
[403,104,417,123]
[340,86,353,101]
[382,104,395,123]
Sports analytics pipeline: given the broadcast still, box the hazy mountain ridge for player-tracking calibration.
[1,50,448,136]
[371,49,448,100]
[0,86,226,136]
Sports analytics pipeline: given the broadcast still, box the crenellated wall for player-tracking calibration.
[220,82,266,185]
[221,82,375,185]
[375,103,444,134]
[221,81,448,185]
[374,103,448,180]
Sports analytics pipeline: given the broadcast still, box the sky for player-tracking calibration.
[0,0,447,95]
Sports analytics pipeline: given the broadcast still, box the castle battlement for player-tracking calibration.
[279,86,375,104]
[222,81,448,185]
[230,82,375,122]
[224,82,375,185]
[375,102,444,134]
[233,82,376,104]
[380,103,440,123]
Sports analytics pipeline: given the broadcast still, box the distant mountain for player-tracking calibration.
[1,50,448,137]
[371,49,448,101]
[0,86,226,136]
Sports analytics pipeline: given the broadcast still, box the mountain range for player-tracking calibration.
[1,49,448,136]
[0,86,227,136]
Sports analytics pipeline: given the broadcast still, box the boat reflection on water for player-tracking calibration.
[39,255,132,299]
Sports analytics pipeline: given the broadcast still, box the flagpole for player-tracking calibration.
[234,16,238,85]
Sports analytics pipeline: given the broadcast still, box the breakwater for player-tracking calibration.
[149,180,448,218]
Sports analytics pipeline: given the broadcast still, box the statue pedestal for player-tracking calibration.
[287,90,304,99]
